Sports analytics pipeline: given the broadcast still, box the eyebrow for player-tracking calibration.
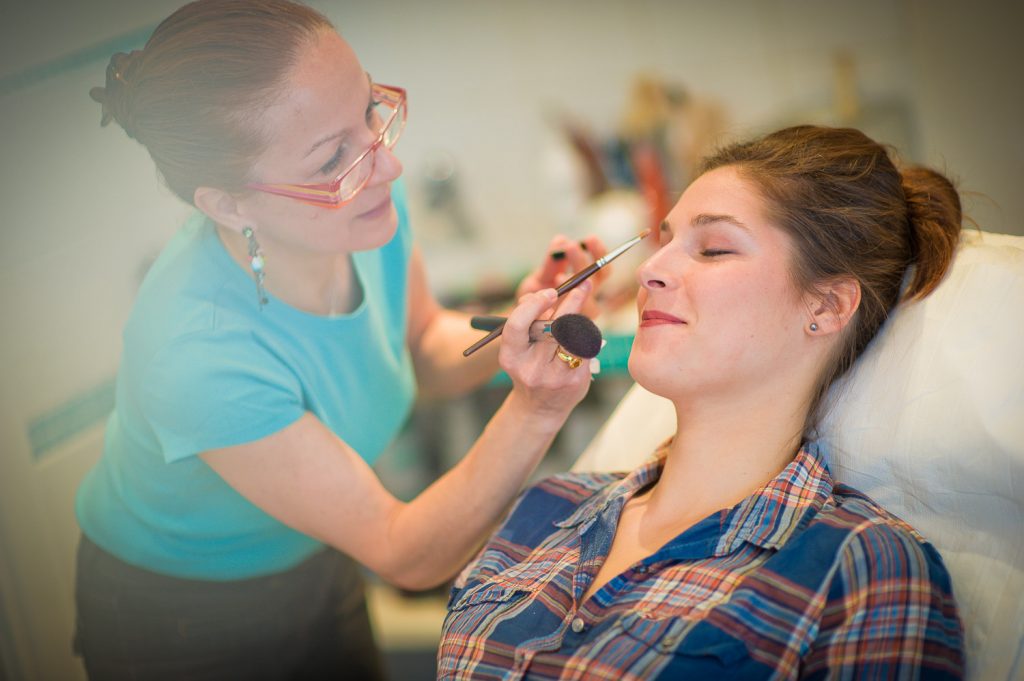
[661,213,752,236]
[691,213,751,232]
[302,73,375,159]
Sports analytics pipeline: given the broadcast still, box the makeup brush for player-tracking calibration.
[462,229,650,357]
[471,313,603,359]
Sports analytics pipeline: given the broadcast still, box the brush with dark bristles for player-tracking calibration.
[470,313,603,359]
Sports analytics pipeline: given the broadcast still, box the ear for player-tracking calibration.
[193,186,250,235]
[805,276,861,336]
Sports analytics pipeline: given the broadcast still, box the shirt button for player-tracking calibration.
[634,564,648,574]
[571,617,586,633]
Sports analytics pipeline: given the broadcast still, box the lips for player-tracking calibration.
[357,193,392,218]
[640,310,685,327]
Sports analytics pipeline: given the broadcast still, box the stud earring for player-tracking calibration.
[242,227,268,309]
[809,322,819,332]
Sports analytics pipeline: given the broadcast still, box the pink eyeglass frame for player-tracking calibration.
[246,82,407,208]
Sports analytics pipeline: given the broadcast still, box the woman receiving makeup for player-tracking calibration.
[438,125,965,679]
[73,1,608,678]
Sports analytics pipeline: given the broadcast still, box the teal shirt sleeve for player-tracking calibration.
[140,328,305,462]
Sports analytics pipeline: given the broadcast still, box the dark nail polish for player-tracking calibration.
[550,251,566,261]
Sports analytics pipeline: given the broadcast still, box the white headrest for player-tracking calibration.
[819,230,1024,681]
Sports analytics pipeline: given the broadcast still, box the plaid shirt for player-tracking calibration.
[438,442,963,680]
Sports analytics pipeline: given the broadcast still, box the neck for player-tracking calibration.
[217,226,358,316]
[644,376,813,524]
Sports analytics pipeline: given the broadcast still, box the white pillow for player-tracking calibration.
[573,230,1024,681]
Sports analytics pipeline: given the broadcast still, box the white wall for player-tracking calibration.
[0,1,1021,678]
[331,0,1023,287]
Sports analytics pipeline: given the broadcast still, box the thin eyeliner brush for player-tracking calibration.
[462,229,650,357]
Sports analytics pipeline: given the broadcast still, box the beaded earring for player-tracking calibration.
[242,227,268,309]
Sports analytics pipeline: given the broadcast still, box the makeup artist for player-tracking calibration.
[73,1,606,678]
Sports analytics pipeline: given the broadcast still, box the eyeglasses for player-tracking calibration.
[247,82,407,208]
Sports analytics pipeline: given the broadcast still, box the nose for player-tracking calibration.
[370,144,403,185]
[637,248,673,291]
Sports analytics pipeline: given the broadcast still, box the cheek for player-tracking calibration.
[697,268,801,347]
[635,288,647,314]
[735,273,806,355]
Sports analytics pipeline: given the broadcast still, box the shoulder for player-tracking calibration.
[450,471,622,593]
[127,212,246,339]
[146,325,288,378]
[797,487,964,676]
[525,469,623,505]
[506,471,625,530]
[478,471,622,560]
[804,484,956,597]
[764,483,956,599]
[829,485,929,552]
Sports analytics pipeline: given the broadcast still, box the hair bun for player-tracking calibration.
[108,50,141,85]
[901,166,962,300]
[88,86,113,126]
[91,50,143,136]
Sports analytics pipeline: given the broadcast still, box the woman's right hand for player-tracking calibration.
[498,283,595,417]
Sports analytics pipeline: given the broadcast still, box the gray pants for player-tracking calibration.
[73,535,387,680]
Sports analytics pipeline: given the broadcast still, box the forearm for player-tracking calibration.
[375,391,567,589]
[411,308,503,399]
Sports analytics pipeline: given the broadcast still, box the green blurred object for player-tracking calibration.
[487,333,634,386]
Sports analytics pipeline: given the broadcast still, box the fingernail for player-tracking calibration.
[572,280,592,296]
[550,251,566,261]
[579,241,588,251]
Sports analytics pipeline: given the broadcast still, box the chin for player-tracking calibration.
[628,346,673,399]
[349,207,399,252]
[629,368,671,401]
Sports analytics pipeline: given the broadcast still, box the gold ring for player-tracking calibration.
[556,347,582,369]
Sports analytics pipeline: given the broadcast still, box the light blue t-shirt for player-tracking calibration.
[76,184,416,580]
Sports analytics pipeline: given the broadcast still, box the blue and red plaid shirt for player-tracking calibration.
[438,441,963,680]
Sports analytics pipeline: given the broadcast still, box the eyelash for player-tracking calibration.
[320,147,346,176]
[319,101,380,176]
[701,249,734,257]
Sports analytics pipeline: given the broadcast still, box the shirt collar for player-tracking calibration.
[555,440,835,556]
[714,440,834,554]
[554,439,670,531]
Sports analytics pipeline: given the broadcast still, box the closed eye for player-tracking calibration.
[701,249,734,257]
[321,100,379,178]
[319,146,346,176]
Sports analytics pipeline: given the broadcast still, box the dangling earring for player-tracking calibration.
[242,227,268,309]
[809,322,819,332]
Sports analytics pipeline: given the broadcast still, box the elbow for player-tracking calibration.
[365,514,456,592]
[375,558,454,593]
